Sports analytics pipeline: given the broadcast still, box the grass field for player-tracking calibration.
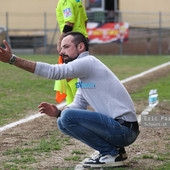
[0,54,170,169]
[131,74,170,102]
[0,55,170,126]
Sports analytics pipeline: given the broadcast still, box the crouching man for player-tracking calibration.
[0,32,139,168]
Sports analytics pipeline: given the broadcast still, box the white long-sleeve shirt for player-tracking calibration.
[34,51,137,122]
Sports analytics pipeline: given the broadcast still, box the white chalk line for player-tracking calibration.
[137,101,159,124]
[0,61,169,134]
[121,61,170,84]
[0,102,66,133]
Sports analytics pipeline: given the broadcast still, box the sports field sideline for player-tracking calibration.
[0,55,170,169]
[0,55,169,126]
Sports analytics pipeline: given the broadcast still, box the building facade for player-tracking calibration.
[0,0,170,54]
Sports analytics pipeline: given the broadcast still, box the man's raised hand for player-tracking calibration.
[0,40,12,63]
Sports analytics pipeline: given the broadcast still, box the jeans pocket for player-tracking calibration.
[106,128,138,147]
[107,133,129,147]
[125,130,139,146]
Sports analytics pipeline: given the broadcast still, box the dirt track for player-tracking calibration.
[0,65,170,169]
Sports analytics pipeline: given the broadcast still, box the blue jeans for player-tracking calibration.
[57,109,139,156]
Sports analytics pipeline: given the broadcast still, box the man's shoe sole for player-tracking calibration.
[83,161,125,168]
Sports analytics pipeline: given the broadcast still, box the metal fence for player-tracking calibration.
[0,10,170,55]
[117,11,170,55]
[0,26,7,45]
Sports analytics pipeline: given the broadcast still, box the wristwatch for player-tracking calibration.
[9,54,16,64]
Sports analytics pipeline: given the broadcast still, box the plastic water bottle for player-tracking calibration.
[149,90,154,106]
[153,89,158,105]
[149,89,158,107]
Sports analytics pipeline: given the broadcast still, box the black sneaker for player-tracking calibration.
[83,153,125,168]
[117,147,128,161]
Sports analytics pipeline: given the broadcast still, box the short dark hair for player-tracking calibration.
[63,32,89,51]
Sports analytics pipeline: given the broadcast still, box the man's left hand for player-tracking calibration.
[38,102,60,117]
[0,40,12,63]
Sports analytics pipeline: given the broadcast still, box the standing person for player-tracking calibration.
[55,0,88,104]
[56,0,88,53]
[0,32,139,168]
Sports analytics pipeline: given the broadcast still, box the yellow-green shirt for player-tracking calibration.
[56,0,88,37]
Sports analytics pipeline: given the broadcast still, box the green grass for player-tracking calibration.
[2,132,66,156]
[97,55,170,79]
[0,55,169,125]
[134,153,170,161]
[1,130,87,169]
[2,131,71,169]
[131,74,170,102]
[154,161,170,170]
[71,150,86,155]
[0,55,58,125]
[64,156,81,161]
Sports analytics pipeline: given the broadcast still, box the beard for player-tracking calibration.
[61,54,79,64]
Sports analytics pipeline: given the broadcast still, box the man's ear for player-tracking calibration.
[77,42,85,52]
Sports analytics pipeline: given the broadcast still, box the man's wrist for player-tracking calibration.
[56,110,61,118]
[9,54,17,64]
[63,25,73,33]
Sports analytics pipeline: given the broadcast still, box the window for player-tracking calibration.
[86,0,104,11]
[86,0,119,23]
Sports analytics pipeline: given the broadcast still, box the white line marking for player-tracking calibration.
[121,61,170,84]
[0,102,66,132]
[0,113,43,133]
[0,61,169,134]
[137,100,159,124]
